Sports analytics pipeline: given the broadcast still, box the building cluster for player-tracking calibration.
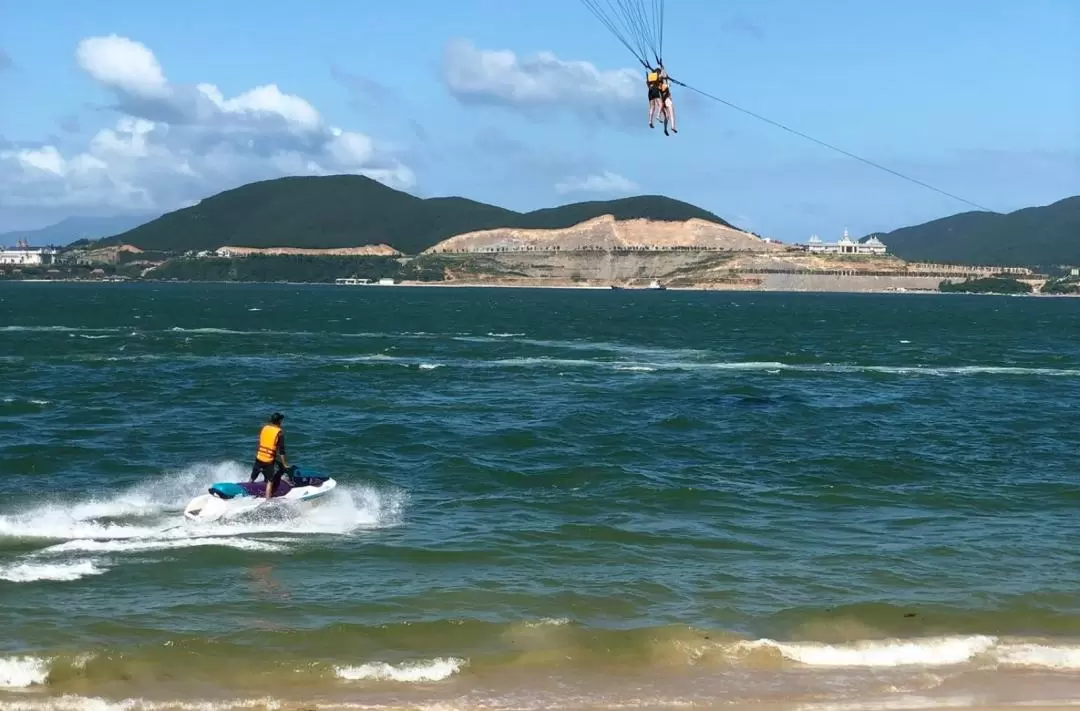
[797,230,888,256]
[0,240,58,267]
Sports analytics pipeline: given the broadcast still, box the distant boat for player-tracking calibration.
[647,280,667,290]
[609,285,624,290]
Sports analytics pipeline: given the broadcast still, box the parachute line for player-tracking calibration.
[668,78,992,212]
[580,0,664,69]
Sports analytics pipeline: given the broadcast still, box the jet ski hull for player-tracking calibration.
[183,474,337,523]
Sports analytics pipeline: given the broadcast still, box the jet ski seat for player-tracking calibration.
[209,482,248,499]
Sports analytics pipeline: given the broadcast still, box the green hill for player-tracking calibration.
[866,195,1080,269]
[95,175,734,255]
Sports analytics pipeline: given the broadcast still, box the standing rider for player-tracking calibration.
[251,412,289,499]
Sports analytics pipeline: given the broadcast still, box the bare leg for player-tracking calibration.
[648,99,657,127]
[666,98,677,133]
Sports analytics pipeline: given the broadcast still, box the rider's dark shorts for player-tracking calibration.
[648,87,661,101]
[251,459,282,489]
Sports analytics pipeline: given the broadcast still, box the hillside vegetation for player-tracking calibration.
[96,175,733,255]
[866,196,1080,269]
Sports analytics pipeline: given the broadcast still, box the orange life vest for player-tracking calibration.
[255,424,281,463]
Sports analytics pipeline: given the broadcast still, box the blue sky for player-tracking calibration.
[0,0,1076,241]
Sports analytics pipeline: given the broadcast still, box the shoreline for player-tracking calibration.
[3,277,1075,296]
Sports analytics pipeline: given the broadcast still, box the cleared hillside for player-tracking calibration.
[96,175,735,255]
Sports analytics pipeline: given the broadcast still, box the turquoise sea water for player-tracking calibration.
[1,282,1079,710]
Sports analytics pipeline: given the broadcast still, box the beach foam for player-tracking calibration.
[334,657,465,682]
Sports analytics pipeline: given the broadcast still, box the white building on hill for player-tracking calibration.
[804,230,888,256]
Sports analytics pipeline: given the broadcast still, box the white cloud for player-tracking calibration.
[442,38,639,120]
[0,35,414,217]
[77,35,168,98]
[555,170,638,196]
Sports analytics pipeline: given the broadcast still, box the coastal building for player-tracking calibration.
[0,240,57,266]
[803,230,887,256]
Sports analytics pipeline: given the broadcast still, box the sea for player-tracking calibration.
[0,282,1078,711]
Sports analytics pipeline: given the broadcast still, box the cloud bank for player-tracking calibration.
[0,34,414,216]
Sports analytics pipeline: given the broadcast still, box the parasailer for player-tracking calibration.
[580,0,996,213]
[581,0,678,135]
[646,66,663,128]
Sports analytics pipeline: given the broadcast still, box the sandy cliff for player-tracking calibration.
[424,215,779,254]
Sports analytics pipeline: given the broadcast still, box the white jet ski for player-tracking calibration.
[183,467,337,523]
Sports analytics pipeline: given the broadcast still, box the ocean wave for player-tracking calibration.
[42,537,283,555]
[8,632,1080,694]
[0,655,48,688]
[334,656,465,682]
[746,635,1080,670]
[13,345,1077,378]
[0,397,50,407]
[0,559,109,583]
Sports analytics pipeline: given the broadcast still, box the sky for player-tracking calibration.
[0,0,1077,241]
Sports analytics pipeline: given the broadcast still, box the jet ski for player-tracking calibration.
[183,466,337,523]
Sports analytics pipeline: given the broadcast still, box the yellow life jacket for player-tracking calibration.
[647,71,659,84]
[255,424,281,463]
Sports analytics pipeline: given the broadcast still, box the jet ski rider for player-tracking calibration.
[251,412,290,499]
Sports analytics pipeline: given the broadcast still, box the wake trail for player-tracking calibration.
[0,461,406,583]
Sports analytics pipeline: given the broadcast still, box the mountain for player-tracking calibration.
[1,214,159,247]
[866,196,1080,269]
[93,175,735,255]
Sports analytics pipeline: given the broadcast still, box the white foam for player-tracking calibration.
[167,327,248,335]
[749,635,998,667]
[42,537,283,555]
[0,397,50,406]
[523,617,571,627]
[743,635,1080,673]
[0,655,48,688]
[0,559,108,582]
[418,363,443,370]
[0,326,85,333]
[335,657,465,682]
[474,357,1080,378]
[996,642,1080,670]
